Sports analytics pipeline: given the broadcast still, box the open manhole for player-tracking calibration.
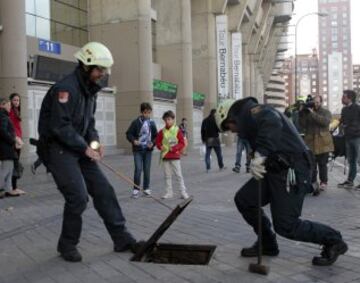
[131,197,216,265]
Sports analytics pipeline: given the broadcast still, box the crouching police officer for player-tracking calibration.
[37,42,139,262]
[215,97,347,266]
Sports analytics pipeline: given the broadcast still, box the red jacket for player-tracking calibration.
[156,126,185,160]
[9,108,22,138]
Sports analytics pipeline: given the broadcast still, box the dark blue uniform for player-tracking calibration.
[38,67,135,254]
[229,98,343,251]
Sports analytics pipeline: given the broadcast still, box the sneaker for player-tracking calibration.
[58,248,82,262]
[337,180,353,189]
[161,192,173,199]
[312,240,348,266]
[232,166,240,173]
[355,184,360,190]
[319,182,327,191]
[131,189,140,199]
[143,189,151,197]
[241,240,279,257]
[219,166,227,171]
[181,191,189,199]
[0,190,5,199]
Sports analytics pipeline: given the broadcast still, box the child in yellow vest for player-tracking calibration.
[155,110,189,199]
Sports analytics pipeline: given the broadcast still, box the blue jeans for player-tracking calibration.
[235,138,251,168]
[345,137,360,182]
[205,146,224,170]
[133,150,152,190]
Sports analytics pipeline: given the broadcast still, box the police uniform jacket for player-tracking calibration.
[38,66,101,154]
[227,97,308,160]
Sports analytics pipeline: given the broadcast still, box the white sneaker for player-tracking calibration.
[131,190,140,199]
[143,189,151,196]
[181,191,189,199]
[161,192,173,199]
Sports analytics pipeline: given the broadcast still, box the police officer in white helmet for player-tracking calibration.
[37,42,139,262]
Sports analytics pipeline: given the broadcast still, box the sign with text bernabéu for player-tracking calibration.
[232,32,243,100]
[216,15,229,102]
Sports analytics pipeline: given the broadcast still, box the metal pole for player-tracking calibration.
[294,12,328,102]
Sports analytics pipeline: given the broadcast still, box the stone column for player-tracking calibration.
[191,0,217,115]
[88,0,153,151]
[0,0,29,156]
[152,0,194,145]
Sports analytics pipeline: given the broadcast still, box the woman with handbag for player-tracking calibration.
[9,93,25,195]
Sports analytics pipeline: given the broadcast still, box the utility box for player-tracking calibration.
[131,197,216,265]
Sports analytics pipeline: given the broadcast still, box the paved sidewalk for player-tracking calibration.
[1,147,360,283]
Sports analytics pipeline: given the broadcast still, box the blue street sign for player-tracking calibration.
[38,39,61,55]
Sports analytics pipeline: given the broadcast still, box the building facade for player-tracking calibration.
[0,0,294,158]
[297,50,319,98]
[318,0,352,114]
[353,65,360,97]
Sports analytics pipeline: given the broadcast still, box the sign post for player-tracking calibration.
[216,15,229,103]
[232,32,243,100]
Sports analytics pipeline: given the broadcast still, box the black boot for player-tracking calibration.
[58,248,82,262]
[241,240,279,257]
[312,240,348,266]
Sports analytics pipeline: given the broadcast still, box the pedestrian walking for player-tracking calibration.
[126,102,157,199]
[233,134,251,173]
[337,90,360,189]
[9,93,25,195]
[37,42,140,262]
[215,97,347,266]
[179,118,188,155]
[156,110,189,200]
[201,109,225,172]
[0,97,19,198]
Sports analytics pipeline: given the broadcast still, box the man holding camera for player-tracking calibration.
[299,95,334,192]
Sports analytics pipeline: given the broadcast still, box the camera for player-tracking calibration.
[302,95,315,111]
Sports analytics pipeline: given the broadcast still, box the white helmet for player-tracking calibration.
[215,99,236,131]
[74,42,114,71]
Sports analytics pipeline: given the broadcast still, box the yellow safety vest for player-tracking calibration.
[161,125,179,158]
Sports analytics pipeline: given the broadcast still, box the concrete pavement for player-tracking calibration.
[1,147,360,283]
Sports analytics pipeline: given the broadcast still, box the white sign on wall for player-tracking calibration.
[231,32,243,99]
[216,15,229,102]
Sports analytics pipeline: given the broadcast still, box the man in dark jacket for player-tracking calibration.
[201,109,225,172]
[215,97,347,266]
[37,42,139,262]
[338,90,360,189]
[0,97,18,198]
[126,103,157,199]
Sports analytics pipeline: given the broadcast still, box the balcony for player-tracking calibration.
[272,1,294,23]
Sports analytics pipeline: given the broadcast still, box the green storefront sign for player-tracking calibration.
[153,79,177,100]
[193,92,205,107]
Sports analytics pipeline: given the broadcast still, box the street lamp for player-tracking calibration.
[294,12,328,101]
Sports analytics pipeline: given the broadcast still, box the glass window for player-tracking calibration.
[25,0,88,46]
[26,14,36,37]
[26,0,36,14]
[35,0,50,18]
[36,17,50,39]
